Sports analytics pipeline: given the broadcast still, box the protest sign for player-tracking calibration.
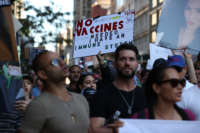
[146,44,173,70]
[149,43,173,61]
[119,119,200,133]
[8,65,22,76]
[73,11,134,58]
[0,7,18,61]
[0,0,11,6]
[157,0,200,54]
[0,6,23,131]
[146,59,154,70]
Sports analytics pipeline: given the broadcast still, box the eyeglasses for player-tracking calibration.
[158,78,186,88]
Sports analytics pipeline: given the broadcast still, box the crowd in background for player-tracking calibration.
[14,44,200,133]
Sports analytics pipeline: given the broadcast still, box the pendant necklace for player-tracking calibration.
[118,89,135,115]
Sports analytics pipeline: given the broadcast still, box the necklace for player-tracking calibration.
[117,89,135,115]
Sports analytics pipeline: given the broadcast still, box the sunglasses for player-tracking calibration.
[50,58,61,67]
[158,78,186,88]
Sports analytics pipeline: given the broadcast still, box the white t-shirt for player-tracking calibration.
[177,81,200,120]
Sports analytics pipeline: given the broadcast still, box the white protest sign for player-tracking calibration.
[119,119,200,133]
[146,59,154,70]
[8,65,22,76]
[73,11,134,58]
[150,43,173,61]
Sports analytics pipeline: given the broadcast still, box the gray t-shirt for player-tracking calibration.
[20,91,90,133]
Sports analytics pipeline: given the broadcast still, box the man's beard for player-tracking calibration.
[116,68,135,79]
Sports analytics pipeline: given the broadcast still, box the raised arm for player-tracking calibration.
[184,49,197,84]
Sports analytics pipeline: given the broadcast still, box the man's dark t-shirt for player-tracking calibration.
[90,83,146,119]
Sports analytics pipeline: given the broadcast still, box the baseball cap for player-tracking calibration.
[167,55,186,68]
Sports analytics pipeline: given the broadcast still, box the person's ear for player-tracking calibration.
[37,70,48,80]
[152,83,161,94]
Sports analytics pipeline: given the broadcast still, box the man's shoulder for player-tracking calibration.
[30,92,57,109]
[71,92,89,105]
[71,92,86,100]
[29,92,48,106]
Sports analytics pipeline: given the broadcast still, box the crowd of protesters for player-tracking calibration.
[12,43,200,133]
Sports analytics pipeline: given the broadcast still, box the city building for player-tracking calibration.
[74,0,92,23]
[134,0,150,60]
[133,0,163,61]
[12,0,25,19]
[115,0,134,12]
[56,23,73,66]
[149,0,163,43]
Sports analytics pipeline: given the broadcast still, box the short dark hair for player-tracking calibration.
[69,65,81,72]
[32,50,48,73]
[153,58,167,69]
[114,43,139,61]
[23,75,33,83]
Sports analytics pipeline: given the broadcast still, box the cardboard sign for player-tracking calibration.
[73,11,134,58]
[157,0,200,54]
[119,119,200,133]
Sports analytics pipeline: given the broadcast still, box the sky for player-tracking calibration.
[24,0,74,51]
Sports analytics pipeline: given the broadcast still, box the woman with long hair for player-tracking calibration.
[132,66,195,120]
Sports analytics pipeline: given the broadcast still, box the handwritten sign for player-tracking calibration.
[73,11,134,58]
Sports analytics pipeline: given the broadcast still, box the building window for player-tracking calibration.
[151,12,157,26]
[151,31,157,43]
[152,0,157,8]
[159,0,163,4]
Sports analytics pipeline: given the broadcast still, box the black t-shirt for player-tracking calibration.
[90,83,146,119]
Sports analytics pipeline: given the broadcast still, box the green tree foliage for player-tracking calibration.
[19,1,71,46]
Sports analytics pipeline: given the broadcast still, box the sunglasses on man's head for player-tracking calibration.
[158,78,186,88]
